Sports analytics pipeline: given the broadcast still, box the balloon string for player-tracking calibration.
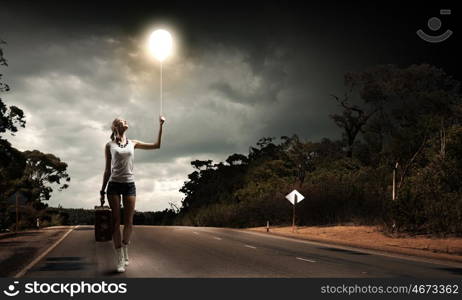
[160,62,163,116]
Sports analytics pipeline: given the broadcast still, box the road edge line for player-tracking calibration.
[14,225,79,278]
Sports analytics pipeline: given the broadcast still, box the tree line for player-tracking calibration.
[172,64,462,236]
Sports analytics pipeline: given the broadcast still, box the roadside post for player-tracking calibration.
[15,192,19,233]
[7,192,27,233]
[285,190,305,233]
[392,162,399,200]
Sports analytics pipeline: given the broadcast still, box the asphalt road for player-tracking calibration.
[23,225,462,278]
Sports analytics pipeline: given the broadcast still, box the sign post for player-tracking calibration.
[285,190,305,233]
[392,162,399,200]
[15,192,19,233]
[292,194,297,232]
[7,191,27,233]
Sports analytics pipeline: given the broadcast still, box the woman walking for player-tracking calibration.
[100,116,165,272]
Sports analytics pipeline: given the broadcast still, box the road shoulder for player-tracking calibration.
[244,226,462,265]
[0,226,77,277]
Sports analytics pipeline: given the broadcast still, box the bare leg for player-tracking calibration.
[122,195,136,244]
[108,194,122,249]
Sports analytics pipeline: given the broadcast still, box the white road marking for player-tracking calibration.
[213,237,222,240]
[237,228,462,268]
[193,231,199,235]
[244,244,257,249]
[296,257,316,263]
[14,225,78,278]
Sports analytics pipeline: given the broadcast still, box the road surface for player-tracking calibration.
[23,225,462,277]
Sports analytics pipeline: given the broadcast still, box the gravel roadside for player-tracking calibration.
[246,225,462,264]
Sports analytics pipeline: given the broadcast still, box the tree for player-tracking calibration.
[225,153,248,166]
[191,159,213,171]
[20,150,70,203]
[0,40,72,231]
[0,40,25,137]
[281,135,320,186]
[338,64,461,198]
[330,93,377,158]
[0,39,27,201]
[0,139,26,199]
[180,155,249,214]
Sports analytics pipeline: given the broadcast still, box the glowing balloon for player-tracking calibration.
[148,29,173,62]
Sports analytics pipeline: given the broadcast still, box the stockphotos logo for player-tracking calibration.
[3,281,20,297]
[3,281,127,297]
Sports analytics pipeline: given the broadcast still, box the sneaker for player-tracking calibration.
[122,242,129,266]
[115,247,125,272]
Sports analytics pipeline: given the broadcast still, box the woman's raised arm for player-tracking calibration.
[133,116,165,150]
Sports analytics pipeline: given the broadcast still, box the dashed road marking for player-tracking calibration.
[244,244,257,249]
[193,231,199,235]
[213,237,222,240]
[296,257,316,263]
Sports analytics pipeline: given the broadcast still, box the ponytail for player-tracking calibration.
[110,118,120,142]
[110,118,126,143]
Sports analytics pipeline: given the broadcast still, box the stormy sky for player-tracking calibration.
[0,1,459,211]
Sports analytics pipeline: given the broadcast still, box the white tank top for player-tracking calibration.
[108,139,135,183]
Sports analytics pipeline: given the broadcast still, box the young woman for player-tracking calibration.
[100,116,165,272]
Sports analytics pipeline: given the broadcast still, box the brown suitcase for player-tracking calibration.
[94,205,113,242]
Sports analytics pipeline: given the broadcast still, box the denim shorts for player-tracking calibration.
[107,181,136,197]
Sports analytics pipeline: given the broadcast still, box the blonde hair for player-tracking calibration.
[110,118,123,142]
